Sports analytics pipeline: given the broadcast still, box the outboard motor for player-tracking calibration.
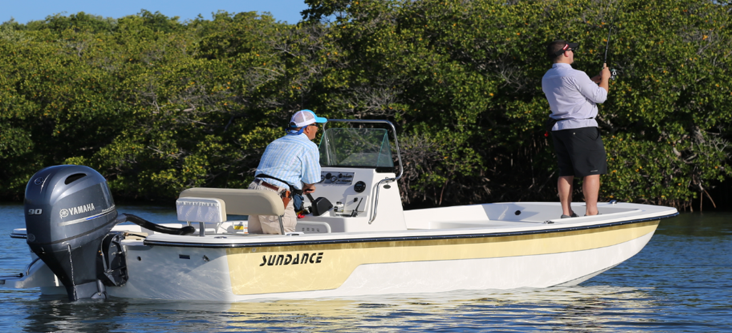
[24,165,119,301]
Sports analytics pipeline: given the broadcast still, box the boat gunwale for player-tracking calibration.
[140,212,679,248]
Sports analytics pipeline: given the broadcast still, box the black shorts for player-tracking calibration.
[551,127,607,177]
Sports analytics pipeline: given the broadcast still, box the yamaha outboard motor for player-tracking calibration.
[24,165,119,301]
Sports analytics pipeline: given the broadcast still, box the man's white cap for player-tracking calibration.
[290,109,327,128]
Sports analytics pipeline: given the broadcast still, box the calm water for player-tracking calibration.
[1,203,730,332]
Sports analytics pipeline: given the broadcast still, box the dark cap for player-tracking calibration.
[547,40,579,59]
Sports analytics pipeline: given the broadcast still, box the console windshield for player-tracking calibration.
[318,128,394,169]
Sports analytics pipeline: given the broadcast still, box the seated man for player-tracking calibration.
[247,109,327,234]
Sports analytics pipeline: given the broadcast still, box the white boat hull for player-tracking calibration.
[4,190,675,303]
[9,213,661,302]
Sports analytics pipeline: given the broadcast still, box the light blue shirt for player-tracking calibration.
[542,63,607,131]
[255,133,321,190]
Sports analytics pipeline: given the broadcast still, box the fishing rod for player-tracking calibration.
[603,1,620,80]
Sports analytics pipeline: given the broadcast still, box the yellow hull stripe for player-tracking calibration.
[225,220,659,295]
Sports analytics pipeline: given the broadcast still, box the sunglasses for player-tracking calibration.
[554,43,578,56]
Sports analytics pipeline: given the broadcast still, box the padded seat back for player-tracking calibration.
[179,188,284,217]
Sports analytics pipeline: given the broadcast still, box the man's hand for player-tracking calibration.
[303,183,316,194]
[601,63,611,80]
[591,64,612,84]
[598,63,611,92]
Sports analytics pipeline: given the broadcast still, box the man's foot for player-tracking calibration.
[560,212,578,218]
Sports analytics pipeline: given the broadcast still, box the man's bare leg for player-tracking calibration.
[583,174,601,216]
[558,176,574,216]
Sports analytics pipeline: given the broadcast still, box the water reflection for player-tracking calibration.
[657,212,732,237]
[23,296,126,333]
[11,287,665,332]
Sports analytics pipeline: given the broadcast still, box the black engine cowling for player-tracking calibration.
[24,165,119,301]
[24,165,196,301]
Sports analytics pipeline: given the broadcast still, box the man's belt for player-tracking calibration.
[257,179,281,192]
[255,178,292,209]
[545,116,595,132]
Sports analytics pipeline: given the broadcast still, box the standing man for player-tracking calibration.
[248,109,327,234]
[542,40,611,218]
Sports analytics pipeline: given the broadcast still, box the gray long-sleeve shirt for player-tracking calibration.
[542,63,607,131]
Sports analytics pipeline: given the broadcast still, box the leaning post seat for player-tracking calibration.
[178,188,286,235]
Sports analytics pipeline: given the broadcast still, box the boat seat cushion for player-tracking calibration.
[179,188,285,217]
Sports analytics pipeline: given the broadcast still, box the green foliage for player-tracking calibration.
[0,0,730,209]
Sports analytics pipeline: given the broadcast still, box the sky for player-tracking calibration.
[2,0,311,25]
